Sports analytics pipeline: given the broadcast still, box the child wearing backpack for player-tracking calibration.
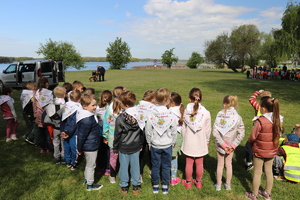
[43,86,66,164]
[21,81,36,142]
[61,90,82,170]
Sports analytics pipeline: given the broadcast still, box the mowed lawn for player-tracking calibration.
[1,68,300,200]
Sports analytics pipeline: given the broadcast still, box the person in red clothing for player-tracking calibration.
[0,87,18,142]
[245,90,272,171]
[245,96,281,200]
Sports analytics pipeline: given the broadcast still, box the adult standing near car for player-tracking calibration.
[97,65,106,82]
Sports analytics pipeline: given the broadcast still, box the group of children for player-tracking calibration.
[1,78,286,198]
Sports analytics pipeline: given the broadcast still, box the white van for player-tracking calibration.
[0,60,65,90]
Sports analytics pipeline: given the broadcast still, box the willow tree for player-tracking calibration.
[274,2,300,66]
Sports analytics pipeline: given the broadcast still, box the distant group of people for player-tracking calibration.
[92,65,106,82]
[246,64,300,81]
[1,77,300,198]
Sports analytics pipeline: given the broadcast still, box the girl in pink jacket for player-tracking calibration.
[181,87,211,189]
[213,95,245,191]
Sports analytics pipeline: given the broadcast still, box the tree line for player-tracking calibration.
[204,2,300,72]
[0,56,34,63]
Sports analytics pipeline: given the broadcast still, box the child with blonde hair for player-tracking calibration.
[167,92,184,186]
[145,88,177,194]
[181,87,211,189]
[213,95,245,191]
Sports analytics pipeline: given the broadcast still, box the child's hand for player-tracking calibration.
[78,152,82,155]
[114,153,118,155]
[140,148,142,151]
[61,132,69,139]
[259,89,264,94]
[103,139,108,144]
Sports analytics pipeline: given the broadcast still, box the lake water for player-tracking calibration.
[0,61,155,72]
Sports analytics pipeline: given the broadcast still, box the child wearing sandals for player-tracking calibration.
[245,96,281,200]
[213,95,245,191]
[167,92,184,186]
[181,87,211,189]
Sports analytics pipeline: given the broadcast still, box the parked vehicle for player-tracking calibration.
[0,60,65,90]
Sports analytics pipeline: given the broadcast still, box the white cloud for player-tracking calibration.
[117,0,282,59]
[114,3,119,9]
[260,7,283,21]
[126,11,132,18]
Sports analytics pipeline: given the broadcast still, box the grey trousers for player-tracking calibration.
[53,128,64,159]
[84,150,98,185]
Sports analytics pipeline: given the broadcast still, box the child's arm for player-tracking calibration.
[62,113,77,137]
[205,112,212,145]
[249,91,261,113]
[102,109,110,141]
[231,117,245,149]
[248,120,261,146]
[145,120,152,148]
[113,116,122,154]
[212,125,227,149]
[170,119,177,146]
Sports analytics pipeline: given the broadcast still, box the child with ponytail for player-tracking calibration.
[213,95,245,191]
[181,87,211,189]
[245,96,281,200]
[103,86,125,183]
[167,92,184,185]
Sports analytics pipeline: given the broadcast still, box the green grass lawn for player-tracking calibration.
[1,69,299,200]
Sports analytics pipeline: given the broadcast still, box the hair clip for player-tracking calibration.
[195,96,200,101]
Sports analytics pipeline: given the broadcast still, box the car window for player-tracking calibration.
[19,64,36,72]
[41,62,52,72]
[5,65,16,73]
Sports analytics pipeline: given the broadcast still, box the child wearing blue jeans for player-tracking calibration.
[113,91,144,195]
[145,88,177,194]
[77,93,103,191]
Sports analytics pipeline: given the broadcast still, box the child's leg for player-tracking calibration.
[52,129,61,159]
[216,152,225,185]
[161,146,172,186]
[129,151,141,186]
[70,135,78,166]
[245,141,253,164]
[5,119,13,139]
[171,157,178,180]
[195,156,204,182]
[224,152,234,185]
[11,120,18,137]
[109,148,118,178]
[118,152,130,188]
[84,150,98,185]
[252,155,264,196]
[150,147,162,185]
[63,139,71,164]
[39,127,47,150]
[139,138,147,176]
[185,156,194,182]
[264,158,275,194]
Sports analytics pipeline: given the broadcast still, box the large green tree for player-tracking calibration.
[106,37,132,69]
[273,2,300,67]
[186,52,204,69]
[161,48,178,69]
[259,32,281,68]
[36,38,84,70]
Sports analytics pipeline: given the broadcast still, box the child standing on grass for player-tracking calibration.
[145,88,177,194]
[103,86,126,183]
[181,87,211,189]
[34,77,53,152]
[137,90,155,182]
[21,81,36,141]
[60,90,81,170]
[45,86,66,164]
[245,96,281,200]
[96,90,113,174]
[245,90,272,171]
[113,91,144,195]
[213,95,245,191]
[167,92,184,186]
[0,87,18,142]
[76,93,103,191]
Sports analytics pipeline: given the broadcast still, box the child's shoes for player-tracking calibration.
[162,185,169,194]
[182,179,192,189]
[193,179,202,188]
[11,134,18,140]
[170,177,181,185]
[152,185,159,194]
[224,183,231,190]
[214,184,221,191]
[132,185,141,195]
[120,187,128,195]
[104,169,110,175]
[6,138,12,142]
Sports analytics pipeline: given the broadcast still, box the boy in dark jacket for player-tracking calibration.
[60,90,81,170]
[76,93,103,191]
[113,91,144,195]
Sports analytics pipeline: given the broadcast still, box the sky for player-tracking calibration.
[0,0,292,60]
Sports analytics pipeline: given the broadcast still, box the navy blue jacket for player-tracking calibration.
[77,115,101,152]
[60,112,77,137]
